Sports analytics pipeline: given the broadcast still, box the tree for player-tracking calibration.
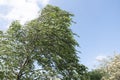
[88,69,103,80]
[97,54,120,80]
[79,69,103,80]
[0,5,87,80]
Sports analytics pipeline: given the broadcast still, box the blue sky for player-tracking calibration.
[0,0,120,70]
[51,0,120,69]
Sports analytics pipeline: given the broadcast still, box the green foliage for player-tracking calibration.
[78,69,103,80]
[0,5,86,80]
[88,69,103,80]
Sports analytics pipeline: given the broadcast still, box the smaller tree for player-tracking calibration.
[98,54,120,80]
[88,69,103,80]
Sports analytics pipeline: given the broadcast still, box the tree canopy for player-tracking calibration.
[0,5,87,80]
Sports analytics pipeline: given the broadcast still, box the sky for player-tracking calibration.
[0,0,120,70]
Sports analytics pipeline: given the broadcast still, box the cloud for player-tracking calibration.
[0,0,50,30]
[38,0,50,7]
[96,55,107,61]
[6,0,39,24]
[0,14,5,19]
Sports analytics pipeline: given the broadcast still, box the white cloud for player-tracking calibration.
[6,1,39,24]
[0,0,6,5]
[0,14,5,19]
[96,55,107,62]
[0,0,50,30]
[39,0,50,6]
